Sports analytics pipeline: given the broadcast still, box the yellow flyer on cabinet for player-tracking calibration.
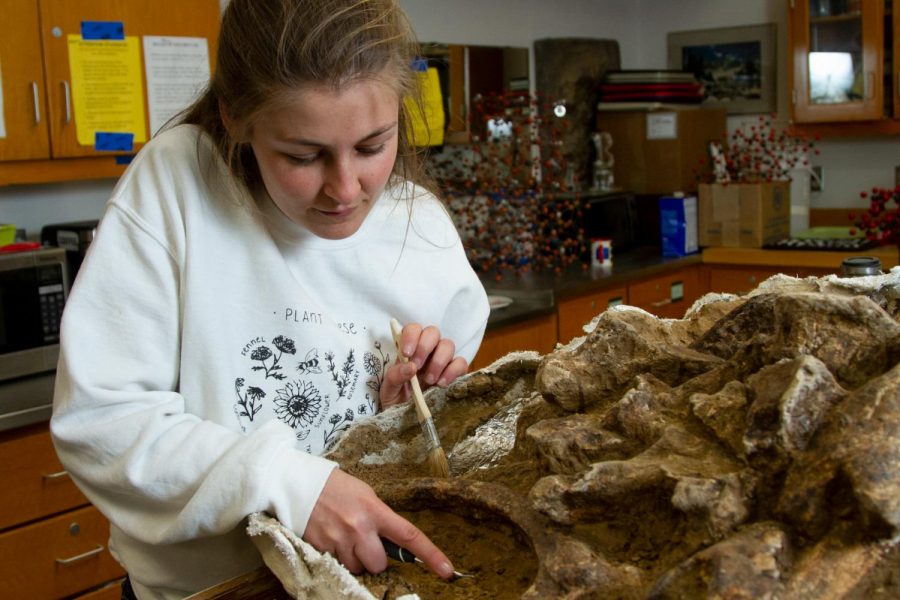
[405,66,444,147]
[67,35,147,148]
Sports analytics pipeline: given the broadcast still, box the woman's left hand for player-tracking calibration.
[379,323,468,409]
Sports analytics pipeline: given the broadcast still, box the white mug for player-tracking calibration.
[591,238,613,268]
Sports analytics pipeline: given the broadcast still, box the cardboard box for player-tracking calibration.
[595,106,727,194]
[659,194,699,256]
[698,182,791,248]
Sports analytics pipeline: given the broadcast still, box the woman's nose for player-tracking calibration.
[324,157,361,203]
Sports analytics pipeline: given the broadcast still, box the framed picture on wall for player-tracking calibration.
[667,23,776,114]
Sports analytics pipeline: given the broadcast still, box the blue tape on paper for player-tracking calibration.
[115,155,135,165]
[81,21,125,40]
[95,132,134,152]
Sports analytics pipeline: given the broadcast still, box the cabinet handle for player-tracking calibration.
[56,544,104,566]
[42,470,70,481]
[651,298,673,307]
[31,82,42,123]
[61,80,72,124]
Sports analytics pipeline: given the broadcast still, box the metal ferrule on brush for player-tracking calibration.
[421,418,441,451]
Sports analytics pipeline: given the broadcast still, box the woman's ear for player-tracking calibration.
[219,100,236,138]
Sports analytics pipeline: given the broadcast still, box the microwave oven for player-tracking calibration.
[0,247,68,382]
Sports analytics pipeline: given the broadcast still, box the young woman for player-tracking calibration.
[50,0,490,597]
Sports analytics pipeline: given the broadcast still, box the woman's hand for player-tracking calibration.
[379,323,468,409]
[303,469,455,578]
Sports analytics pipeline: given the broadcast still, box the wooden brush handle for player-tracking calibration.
[389,318,432,422]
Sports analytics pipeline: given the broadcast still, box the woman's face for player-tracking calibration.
[247,78,400,239]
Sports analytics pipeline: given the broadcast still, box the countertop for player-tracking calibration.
[483,246,701,330]
[702,243,899,269]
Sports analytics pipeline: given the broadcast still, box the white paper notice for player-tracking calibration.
[0,59,7,139]
[143,36,210,135]
[646,112,677,140]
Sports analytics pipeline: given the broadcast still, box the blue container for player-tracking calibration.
[660,194,699,257]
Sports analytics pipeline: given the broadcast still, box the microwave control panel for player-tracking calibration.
[38,265,66,342]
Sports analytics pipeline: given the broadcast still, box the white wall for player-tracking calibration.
[2,0,892,239]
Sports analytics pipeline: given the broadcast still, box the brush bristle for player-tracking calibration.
[428,447,451,478]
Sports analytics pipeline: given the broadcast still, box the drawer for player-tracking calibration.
[0,424,88,530]
[0,505,124,599]
[557,286,627,343]
[628,266,702,319]
[75,579,124,600]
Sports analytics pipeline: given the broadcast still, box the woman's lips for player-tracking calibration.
[315,206,356,218]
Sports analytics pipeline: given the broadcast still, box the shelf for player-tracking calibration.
[809,11,863,25]
[789,119,900,137]
[0,157,127,186]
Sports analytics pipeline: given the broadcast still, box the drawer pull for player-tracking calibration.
[42,470,70,481]
[651,298,673,307]
[56,544,105,566]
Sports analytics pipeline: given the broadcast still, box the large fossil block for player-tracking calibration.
[312,269,900,599]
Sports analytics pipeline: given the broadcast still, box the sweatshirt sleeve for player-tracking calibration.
[50,134,336,545]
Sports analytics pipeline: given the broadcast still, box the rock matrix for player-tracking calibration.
[328,270,900,599]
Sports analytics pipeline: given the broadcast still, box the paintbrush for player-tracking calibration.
[389,318,451,478]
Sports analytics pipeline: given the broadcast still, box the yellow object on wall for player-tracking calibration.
[406,65,445,147]
[67,35,147,148]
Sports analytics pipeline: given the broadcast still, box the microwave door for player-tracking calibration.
[0,263,64,354]
[0,269,45,355]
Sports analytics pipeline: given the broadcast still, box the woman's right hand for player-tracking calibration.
[302,468,455,579]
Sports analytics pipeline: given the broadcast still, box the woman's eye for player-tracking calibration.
[357,144,386,156]
[286,153,318,165]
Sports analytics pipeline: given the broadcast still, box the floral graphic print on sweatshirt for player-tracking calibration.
[233,329,390,454]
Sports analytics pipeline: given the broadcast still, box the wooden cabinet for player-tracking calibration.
[557,286,626,343]
[0,422,88,531]
[788,0,900,135]
[0,0,51,162]
[0,0,220,185]
[628,266,703,319]
[471,313,558,371]
[75,581,124,600]
[0,423,124,599]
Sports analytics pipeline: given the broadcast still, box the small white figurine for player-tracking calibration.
[709,141,731,183]
[591,131,615,191]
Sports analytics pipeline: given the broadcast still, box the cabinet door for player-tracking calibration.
[0,505,124,599]
[0,0,51,160]
[38,0,220,158]
[628,266,702,319]
[471,313,558,371]
[557,287,627,344]
[790,0,883,122]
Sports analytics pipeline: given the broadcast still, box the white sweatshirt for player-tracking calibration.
[50,124,489,599]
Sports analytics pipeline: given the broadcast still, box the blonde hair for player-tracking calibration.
[181,0,433,194]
